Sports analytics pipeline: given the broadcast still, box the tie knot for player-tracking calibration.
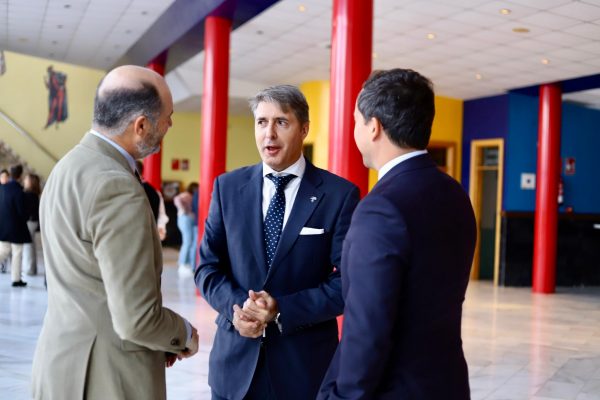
[266,173,296,190]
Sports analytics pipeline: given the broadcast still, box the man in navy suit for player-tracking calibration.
[0,164,32,287]
[196,85,359,400]
[318,69,476,400]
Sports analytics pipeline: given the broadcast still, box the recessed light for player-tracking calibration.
[372,52,378,59]
[500,8,511,15]
[256,30,264,35]
[475,73,483,80]
[114,44,120,49]
[51,40,58,45]
[426,33,436,40]
[298,5,306,12]
[64,4,71,9]
[541,58,550,65]
[49,52,55,57]
[125,29,132,34]
[141,11,148,16]
[57,24,63,29]
[512,27,530,33]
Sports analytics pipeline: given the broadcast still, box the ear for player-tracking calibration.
[368,117,383,142]
[301,122,310,140]
[132,115,149,138]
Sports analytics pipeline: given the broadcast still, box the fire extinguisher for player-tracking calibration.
[558,176,564,205]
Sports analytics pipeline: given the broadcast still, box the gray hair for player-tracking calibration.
[249,84,309,125]
[92,80,162,136]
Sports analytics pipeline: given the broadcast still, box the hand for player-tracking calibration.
[165,352,177,368]
[232,304,265,338]
[177,326,199,360]
[158,227,166,241]
[242,290,278,324]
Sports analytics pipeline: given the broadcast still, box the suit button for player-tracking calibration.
[170,338,180,346]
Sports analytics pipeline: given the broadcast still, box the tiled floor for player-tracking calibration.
[1,247,600,400]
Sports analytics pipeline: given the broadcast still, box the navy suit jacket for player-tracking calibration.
[196,160,359,400]
[319,154,476,400]
[0,180,31,244]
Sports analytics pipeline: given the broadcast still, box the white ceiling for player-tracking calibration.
[2,0,600,113]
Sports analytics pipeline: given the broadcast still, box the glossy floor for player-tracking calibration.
[1,248,599,400]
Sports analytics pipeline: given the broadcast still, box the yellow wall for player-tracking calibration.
[300,81,329,169]
[431,95,464,181]
[161,113,258,188]
[0,51,104,178]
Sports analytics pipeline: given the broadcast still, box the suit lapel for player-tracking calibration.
[265,162,323,283]
[239,164,269,281]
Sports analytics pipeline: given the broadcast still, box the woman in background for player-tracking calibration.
[174,182,198,277]
[23,174,41,275]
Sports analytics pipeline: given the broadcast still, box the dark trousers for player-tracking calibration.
[212,347,275,400]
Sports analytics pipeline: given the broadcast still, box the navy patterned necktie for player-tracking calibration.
[264,173,296,268]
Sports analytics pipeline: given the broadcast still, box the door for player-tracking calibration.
[469,139,504,285]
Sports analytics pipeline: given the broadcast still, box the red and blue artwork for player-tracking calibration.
[44,65,68,129]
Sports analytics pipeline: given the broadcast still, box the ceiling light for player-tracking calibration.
[372,52,377,59]
[141,11,148,16]
[64,4,71,8]
[256,30,264,35]
[512,27,530,33]
[51,40,58,45]
[49,52,55,57]
[298,5,306,12]
[57,24,63,29]
[500,8,511,15]
[125,29,132,34]
[475,73,483,80]
[426,33,436,40]
[541,58,550,65]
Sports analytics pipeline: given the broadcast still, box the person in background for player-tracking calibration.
[173,182,198,277]
[0,169,9,184]
[318,68,476,400]
[23,173,41,276]
[136,160,169,241]
[0,164,31,287]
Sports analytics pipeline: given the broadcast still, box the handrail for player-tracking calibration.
[0,107,58,162]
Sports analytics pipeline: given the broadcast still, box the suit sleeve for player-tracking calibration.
[276,185,359,334]
[195,177,247,322]
[87,174,188,352]
[321,195,410,399]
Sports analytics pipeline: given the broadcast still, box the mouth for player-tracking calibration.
[264,145,281,156]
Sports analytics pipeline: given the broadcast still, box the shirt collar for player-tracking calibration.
[378,150,428,181]
[90,129,137,173]
[262,155,306,179]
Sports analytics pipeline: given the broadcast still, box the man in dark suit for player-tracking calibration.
[318,69,477,400]
[196,85,359,400]
[0,164,31,287]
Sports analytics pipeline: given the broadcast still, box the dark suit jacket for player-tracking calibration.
[196,160,359,400]
[0,180,31,243]
[319,154,476,400]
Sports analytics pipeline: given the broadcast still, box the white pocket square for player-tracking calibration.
[299,227,325,235]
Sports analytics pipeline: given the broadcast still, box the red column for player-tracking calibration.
[144,50,168,191]
[198,16,231,240]
[532,83,562,294]
[328,0,373,197]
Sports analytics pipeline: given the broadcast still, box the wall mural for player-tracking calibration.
[43,65,68,129]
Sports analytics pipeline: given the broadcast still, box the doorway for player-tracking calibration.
[428,141,456,179]
[469,139,504,285]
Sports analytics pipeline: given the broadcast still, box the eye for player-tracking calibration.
[277,119,289,127]
[257,119,267,127]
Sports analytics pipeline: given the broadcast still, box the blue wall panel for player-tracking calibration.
[461,94,509,192]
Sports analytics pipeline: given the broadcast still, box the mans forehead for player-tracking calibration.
[254,101,293,116]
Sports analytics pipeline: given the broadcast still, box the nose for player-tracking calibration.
[265,121,277,139]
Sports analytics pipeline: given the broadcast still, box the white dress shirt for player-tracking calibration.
[262,155,306,230]
[378,150,428,181]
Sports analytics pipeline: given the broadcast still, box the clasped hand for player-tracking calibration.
[232,290,278,338]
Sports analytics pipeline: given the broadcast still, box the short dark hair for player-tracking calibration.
[0,169,7,175]
[10,164,23,180]
[249,85,309,125]
[93,81,162,136]
[357,68,435,150]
